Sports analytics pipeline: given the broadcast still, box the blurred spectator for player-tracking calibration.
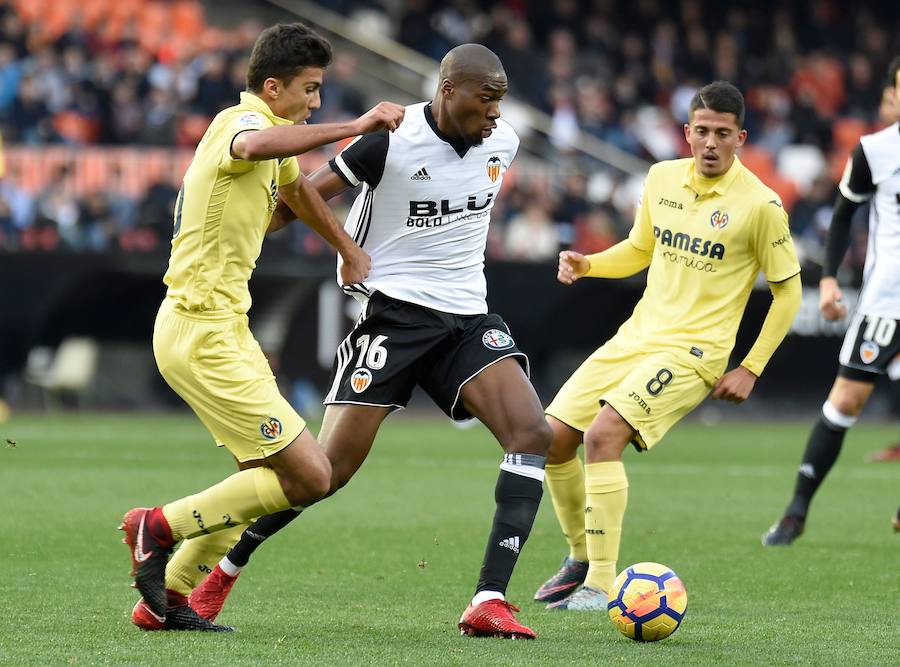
[0,0,896,271]
[194,52,233,116]
[34,164,80,249]
[0,42,21,116]
[572,208,618,255]
[789,175,835,242]
[504,199,559,261]
[320,53,367,121]
[79,190,118,250]
[135,178,179,246]
[0,162,34,245]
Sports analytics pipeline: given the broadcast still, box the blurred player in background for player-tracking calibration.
[120,22,405,630]
[534,81,802,610]
[763,56,900,546]
[865,82,900,467]
[188,43,552,640]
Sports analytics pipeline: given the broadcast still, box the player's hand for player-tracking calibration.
[818,276,847,321]
[339,245,371,285]
[558,250,591,285]
[354,102,405,134]
[711,366,757,403]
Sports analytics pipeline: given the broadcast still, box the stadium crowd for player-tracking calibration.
[0,0,896,276]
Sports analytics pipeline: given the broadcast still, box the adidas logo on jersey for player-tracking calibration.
[498,536,520,554]
[410,167,431,181]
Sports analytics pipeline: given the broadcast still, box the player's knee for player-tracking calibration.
[280,458,332,506]
[529,418,553,454]
[583,424,626,461]
[505,417,552,455]
[822,399,860,428]
[326,460,354,495]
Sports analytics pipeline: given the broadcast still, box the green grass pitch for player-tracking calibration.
[0,413,897,666]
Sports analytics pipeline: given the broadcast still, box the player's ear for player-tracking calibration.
[262,77,280,99]
[736,128,748,147]
[683,123,691,142]
[440,79,454,97]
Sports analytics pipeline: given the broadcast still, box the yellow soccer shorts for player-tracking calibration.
[152,299,306,462]
[546,336,713,450]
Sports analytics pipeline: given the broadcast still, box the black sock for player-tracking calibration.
[786,416,848,520]
[475,469,543,595]
[227,508,302,567]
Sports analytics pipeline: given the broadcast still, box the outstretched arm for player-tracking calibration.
[712,273,802,403]
[232,102,404,161]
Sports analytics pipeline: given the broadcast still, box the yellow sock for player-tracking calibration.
[583,461,628,593]
[162,467,290,541]
[165,523,247,596]
[545,458,588,562]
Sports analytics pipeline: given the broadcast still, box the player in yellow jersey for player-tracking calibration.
[119,22,405,631]
[532,81,803,610]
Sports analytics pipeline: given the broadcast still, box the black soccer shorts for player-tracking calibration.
[837,313,900,381]
[324,291,529,420]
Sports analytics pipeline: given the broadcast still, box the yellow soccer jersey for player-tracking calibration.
[617,156,800,378]
[163,92,300,314]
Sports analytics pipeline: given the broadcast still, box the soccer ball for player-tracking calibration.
[607,562,687,641]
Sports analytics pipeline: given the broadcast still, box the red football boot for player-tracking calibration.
[458,599,536,639]
[132,590,233,632]
[188,564,240,621]
[119,507,176,619]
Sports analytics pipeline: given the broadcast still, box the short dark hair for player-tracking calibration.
[246,23,332,92]
[689,81,745,128]
[886,55,900,89]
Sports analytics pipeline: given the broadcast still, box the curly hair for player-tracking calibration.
[246,23,332,92]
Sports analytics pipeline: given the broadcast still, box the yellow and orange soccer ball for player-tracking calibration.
[607,562,688,641]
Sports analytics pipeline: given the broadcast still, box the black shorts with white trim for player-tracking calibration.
[324,291,529,420]
[837,313,900,379]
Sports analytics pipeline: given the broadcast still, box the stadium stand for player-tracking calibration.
[0,0,897,274]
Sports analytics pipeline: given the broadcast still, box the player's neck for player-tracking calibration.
[691,158,734,194]
[429,98,463,141]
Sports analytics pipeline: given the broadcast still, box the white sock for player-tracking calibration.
[219,556,242,577]
[471,590,504,606]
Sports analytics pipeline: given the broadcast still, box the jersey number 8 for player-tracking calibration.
[646,368,673,396]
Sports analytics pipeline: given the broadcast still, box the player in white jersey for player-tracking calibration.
[188,44,551,639]
[763,56,900,546]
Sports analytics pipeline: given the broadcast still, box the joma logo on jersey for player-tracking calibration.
[658,197,683,209]
[653,226,725,259]
[408,194,494,218]
[627,391,651,414]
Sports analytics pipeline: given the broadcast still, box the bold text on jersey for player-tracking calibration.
[407,193,494,227]
[653,226,725,260]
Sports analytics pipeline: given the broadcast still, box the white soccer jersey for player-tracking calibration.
[329,101,519,315]
[838,122,900,317]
